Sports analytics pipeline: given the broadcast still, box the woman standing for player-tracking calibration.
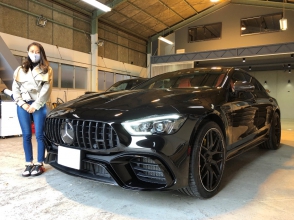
[12,42,53,177]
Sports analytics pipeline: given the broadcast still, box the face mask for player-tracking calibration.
[28,52,41,63]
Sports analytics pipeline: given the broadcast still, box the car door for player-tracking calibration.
[249,77,274,134]
[226,70,259,150]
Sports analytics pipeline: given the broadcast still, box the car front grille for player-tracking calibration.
[130,157,166,185]
[45,118,120,150]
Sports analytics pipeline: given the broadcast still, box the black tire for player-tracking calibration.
[260,112,281,150]
[181,121,226,198]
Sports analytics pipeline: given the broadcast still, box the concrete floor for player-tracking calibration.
[0,119,294,220]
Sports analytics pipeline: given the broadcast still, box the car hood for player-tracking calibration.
[48,88,223,122]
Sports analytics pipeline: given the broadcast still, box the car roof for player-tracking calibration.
[116,78,147,83]
[156,67,234,78]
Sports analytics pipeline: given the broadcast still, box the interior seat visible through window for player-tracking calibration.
[177,78,191,88]
[215,74,225,87]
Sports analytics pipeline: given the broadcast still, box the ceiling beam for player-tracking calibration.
[102,9,157,37]
[183,0,198,14]
[127,1,169,29]
[150,41,294,64]
[158,0,185,21]
[93,0,157,40]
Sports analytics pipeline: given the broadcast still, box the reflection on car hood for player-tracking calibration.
[49,88,221,122]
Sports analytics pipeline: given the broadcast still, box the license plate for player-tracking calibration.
[58,146,81,170]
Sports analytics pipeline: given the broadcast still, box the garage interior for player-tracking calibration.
[0,0,294,219]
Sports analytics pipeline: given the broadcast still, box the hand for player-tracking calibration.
[27,105,36,113]
[22,103,30,111]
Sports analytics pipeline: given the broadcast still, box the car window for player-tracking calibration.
[129,79,145,89]
[149,79,176,89]
[107,82,128,92]
[231,70,251,82]
[137,70,227,89]
[250,77,268,98]
[229,70,252,91]
[228,70,255,101]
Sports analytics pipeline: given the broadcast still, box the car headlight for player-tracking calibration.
[122,114,187,135]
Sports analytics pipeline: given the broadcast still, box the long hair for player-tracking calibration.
[22,42,49,73]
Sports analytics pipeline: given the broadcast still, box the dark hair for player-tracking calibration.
[22,42,49,73]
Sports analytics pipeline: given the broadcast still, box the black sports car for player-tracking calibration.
[44,67,281,198]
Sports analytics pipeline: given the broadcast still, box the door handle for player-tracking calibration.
[269,98,273,102]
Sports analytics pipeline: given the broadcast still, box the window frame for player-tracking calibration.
[240,13,283,36]
[188,22,222,43]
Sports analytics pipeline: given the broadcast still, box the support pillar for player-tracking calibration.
[90,10,99,91]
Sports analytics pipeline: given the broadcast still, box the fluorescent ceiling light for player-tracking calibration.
[280,18,287,30]
[210,0,220,2]
[82,0,111,12]
[158,36,174,45]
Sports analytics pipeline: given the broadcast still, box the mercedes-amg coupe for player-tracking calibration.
[44,67,281,198]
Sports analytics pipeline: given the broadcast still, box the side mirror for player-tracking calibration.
[233,81,255,92]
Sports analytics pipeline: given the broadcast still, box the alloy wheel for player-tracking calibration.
[199,128,225,191]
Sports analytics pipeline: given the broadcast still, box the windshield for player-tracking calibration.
[106,79,146,92]
[107,81,128,92]
[136,68,228,89]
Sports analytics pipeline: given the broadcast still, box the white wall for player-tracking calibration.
[0,32,147,102]
[252,70,294,119]
[158,33,175,56]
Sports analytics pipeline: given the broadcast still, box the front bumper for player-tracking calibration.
[44,117,198,191]
[45,146,189,190]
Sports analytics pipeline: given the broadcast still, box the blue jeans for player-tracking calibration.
[17,101,47,163]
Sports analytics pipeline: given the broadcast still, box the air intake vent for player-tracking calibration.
[130,157,166,184]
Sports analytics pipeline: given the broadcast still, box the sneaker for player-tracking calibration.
[31,163,45,176]
[22,164,34,177]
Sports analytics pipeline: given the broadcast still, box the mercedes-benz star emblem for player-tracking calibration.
[60,121,75,144]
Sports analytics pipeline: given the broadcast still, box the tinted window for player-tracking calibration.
[107,82,128,92]
[137,69,227,89]
[231,70,251,82]
[106,79,146,92]
[251,77,268,98]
